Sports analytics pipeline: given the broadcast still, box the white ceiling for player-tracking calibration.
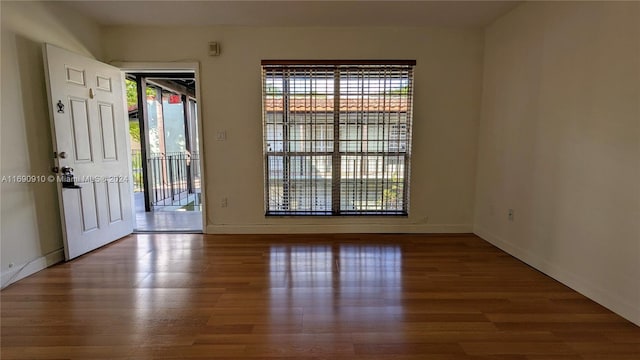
[60,1,521,27]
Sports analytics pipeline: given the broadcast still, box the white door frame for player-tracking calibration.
[114,61,206,232]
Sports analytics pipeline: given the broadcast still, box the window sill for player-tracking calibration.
[265,211,408,217]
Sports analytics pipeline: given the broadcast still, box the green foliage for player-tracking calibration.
[265,85,282,95]
[132,172,143,192]
[380,172,401,210]
[131,152,143,192]
[389,86,410,95]
[126,78,157,107]
[131,150,142,170]
[126,79,138,107]
[129,121,141,144]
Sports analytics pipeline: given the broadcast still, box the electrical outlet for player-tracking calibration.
[216,131,227,141]
[508,209,514,221]
[221,197,228,208]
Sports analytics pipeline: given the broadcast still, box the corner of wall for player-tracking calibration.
[1,248,64,289]
[1,0,104,280]
[473,1,640,326]
[474,227,640,326]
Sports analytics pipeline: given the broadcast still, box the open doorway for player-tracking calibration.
[126,71,203,232]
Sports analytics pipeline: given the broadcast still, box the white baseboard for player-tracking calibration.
[206,223,473,234]
[474,226,640,326]
[1,249,64,289]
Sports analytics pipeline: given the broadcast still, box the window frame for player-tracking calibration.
[262,60,416,216]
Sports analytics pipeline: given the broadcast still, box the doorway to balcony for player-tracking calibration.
[126,71,203,232]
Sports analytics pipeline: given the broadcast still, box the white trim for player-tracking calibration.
[111,61,200,73]
[1,249,64,288]
[474,226,640,326]
[115,61,207,232]
[119,70,138,234]
[207,223,472,234]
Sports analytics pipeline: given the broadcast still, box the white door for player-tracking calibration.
[43,44,133,260]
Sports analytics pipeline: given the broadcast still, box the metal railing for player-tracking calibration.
[132,150,201,208]
[132,150,144,192]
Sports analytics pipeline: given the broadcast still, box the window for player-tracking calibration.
[262,60,415,215]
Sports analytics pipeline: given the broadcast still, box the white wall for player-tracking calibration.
[104,26,484,233]
[0,1,103,286]
[474,1,640,325]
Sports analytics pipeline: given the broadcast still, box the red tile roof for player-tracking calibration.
[265,96,410,112]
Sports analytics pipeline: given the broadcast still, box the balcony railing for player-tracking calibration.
[132,150,201,209]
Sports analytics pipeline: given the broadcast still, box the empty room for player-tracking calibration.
[1,1,639,359]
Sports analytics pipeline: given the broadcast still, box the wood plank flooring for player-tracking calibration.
[1,233,638,359]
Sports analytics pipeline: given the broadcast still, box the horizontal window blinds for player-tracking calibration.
[262,61,414,215]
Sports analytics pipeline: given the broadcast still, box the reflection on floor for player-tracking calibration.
[135,211,202,232]
[3,234,639,359]
[134,192,202,232]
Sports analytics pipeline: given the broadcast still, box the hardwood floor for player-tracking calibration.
[1,233,638,359]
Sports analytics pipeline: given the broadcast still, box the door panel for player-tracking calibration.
[65,66,86,86]
[79,184,99,232]
[98,102,117,160]
[96,75,112,92]
[44,44,133,260]
[106,181,123,223]
[69,97,93,162]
